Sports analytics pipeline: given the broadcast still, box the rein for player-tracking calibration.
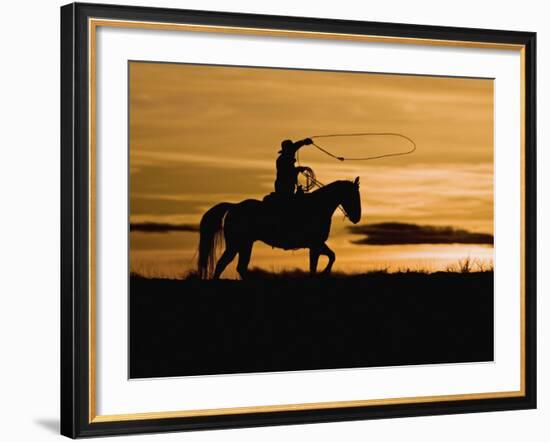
[304,176,351,220]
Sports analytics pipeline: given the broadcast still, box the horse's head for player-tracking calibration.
[342,177,362,224]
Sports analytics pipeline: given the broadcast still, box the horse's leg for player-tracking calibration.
[319,243,336,275]
[213,248,237,280]
[309,246,321,275]
[236,242,253,279]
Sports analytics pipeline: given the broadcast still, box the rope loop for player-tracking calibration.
[310,132,416,161]
[296,132,416,219]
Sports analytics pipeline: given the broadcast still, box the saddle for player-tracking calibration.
[262,190,307,209]
[261,192,309,249]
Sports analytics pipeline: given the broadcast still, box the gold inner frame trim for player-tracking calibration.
[92,391,524,423]
[90,18,525,50]
[88,18,527,423]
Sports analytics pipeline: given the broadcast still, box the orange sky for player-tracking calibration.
[129,61,494,278]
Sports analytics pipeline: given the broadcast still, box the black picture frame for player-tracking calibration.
[61,2,537,438]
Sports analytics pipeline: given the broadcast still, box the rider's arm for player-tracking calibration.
[292,138,313,153]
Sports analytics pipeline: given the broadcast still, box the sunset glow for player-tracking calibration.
[129,62,494,278]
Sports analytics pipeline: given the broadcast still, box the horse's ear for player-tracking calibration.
[354,176,360,186]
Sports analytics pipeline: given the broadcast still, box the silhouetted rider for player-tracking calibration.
[274,138,313,197]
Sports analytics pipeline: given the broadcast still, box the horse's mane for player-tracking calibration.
[310,180,354,196]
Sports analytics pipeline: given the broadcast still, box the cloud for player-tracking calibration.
[132,150,273,171]
[130,222,199,233]
[348,222,493,245]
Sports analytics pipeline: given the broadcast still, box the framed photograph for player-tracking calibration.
[60,2,536,438]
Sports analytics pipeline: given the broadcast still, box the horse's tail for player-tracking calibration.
[198,202,234,279]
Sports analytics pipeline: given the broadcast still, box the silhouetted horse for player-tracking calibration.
[198,178,362,279]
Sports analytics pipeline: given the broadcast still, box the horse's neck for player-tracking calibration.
[312,182,347,216]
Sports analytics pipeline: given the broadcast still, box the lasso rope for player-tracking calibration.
[309,132,416,161]
[296,132,416,219]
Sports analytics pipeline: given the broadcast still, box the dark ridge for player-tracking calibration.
[129,272,494,378]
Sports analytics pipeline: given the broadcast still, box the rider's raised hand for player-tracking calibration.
[304,138,313,145]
